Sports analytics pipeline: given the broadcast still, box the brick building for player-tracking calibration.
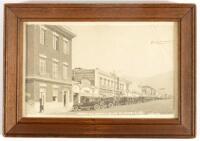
[25,24,76,113]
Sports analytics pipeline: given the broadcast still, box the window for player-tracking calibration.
[111,81,114,87]
[52,62,59,79]
[63,39,69,54]
[53,33,59,50]
[114,82,117,88]
[100,77,103,86]
[63,65,68,80]
[108,80,110,87]
[39,57,46,75]
[104,79,106,86]
[121,84,124,90]
[120,84,124,90]
[40,27,46,45]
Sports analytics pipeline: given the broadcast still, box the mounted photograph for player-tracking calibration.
[4,4,196,137]
[23,22,178,118]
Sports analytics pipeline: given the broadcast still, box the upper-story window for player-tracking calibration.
[104,79,106,86]
[122,84,124,90]
[114,82,117,88]
[53,33,59,50]
[52,59,59,79]
[40,27,46,45]
[111,81,114,87]
[63,38,69,54]
[39,55,47,75]
[108,80,110,87]
[120,84,124,90]
[63,63,68,80]
[100,77,104,86]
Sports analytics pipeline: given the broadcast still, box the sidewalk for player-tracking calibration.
[25,101,73,116]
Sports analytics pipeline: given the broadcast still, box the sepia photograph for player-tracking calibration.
[3,3,196,138]
[23,22,178,118]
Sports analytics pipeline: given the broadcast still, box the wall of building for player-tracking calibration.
[73,68,132,98]
[73,68,95,85]
[26,25,36,76]
[26,25,72,82]
[25,24,75,114]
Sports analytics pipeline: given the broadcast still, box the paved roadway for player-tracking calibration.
[26,99,175,117]
[91,99,174,114]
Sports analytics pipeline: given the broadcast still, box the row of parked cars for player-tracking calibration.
[72,96,162,111]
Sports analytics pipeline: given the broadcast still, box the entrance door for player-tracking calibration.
[63,90,68,107]
[73,93,79,105]
[52,88,59,102]
[39,87,46,112]
[63,89,72,107]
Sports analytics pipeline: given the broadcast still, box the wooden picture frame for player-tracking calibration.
[3,3,196,138]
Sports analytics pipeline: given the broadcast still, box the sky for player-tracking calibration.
[26,22,178,78]
[67,22,178,78]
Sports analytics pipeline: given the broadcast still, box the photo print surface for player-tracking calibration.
[23,22,178,118]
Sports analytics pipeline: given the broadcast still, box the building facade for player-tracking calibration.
[141,85,157,97]
[25,24,76,113]
[72,68,132,100]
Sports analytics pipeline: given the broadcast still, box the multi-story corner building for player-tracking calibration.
[72,68,131,100]
[25,24,76,113]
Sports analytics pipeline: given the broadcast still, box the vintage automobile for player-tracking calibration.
[114,96,154,105]
[72,94,162,111]
[72,96,116,111]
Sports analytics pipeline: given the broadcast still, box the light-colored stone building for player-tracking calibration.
[72,68,132,102]
[141,85,157,97]
[25,24,76,113]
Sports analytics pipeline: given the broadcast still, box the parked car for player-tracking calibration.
[72,96,116,111]
[72,96,103,111]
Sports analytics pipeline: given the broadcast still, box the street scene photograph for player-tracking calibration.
[23,22,178,118]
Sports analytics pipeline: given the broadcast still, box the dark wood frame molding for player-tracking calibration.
[3,3,196,138]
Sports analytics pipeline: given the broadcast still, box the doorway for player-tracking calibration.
[73,93,79,105]
[52,88,59,102]
[63,90,69,107]
[39,87,46,113]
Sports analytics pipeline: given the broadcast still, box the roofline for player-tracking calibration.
[44,25,76,39]
[73,68,132,84]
